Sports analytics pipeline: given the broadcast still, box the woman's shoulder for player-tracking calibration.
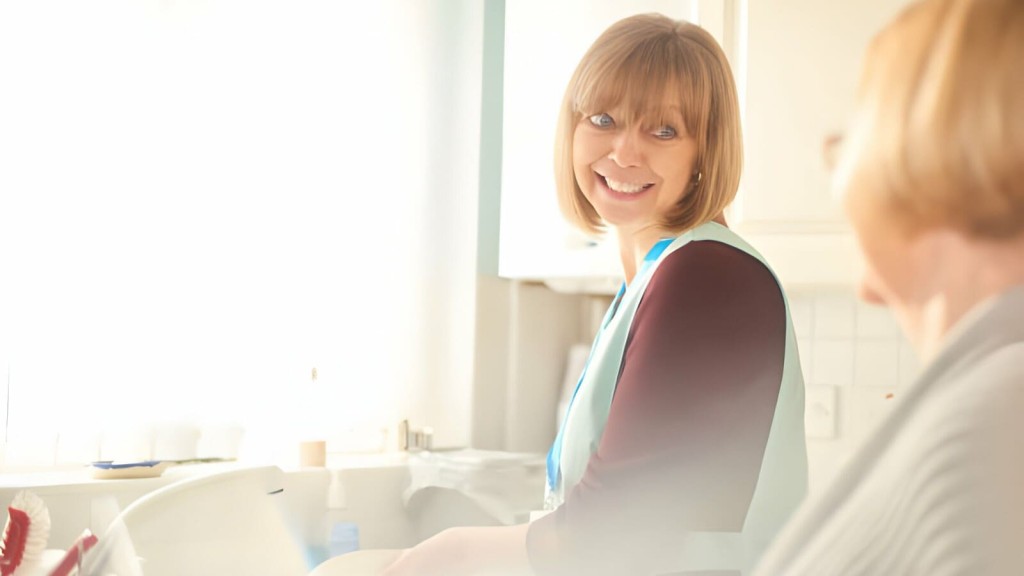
[651,237,782,298]
[636,238,787,334]
[954,341,1024,414]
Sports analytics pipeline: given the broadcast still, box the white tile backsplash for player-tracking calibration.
[812,340,855,386]
[791,290,918,493]
[853,341,901,387]
[855,301,902,339]
[813,294,856,339]
[789,297,814,339]
[792,291,910,389]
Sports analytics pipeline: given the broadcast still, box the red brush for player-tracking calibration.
[47,531,98,576]
[0,492,50,576]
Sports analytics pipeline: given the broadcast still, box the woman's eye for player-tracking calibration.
[653,125,677,139]
[587,113,614,128]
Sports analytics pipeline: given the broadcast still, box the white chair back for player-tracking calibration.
[102,465,308,576]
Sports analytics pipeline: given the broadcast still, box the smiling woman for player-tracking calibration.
[0,0,485,463]
[322,13,809,576]
[554,16,741,244]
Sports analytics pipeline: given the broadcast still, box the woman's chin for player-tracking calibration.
[587,198,656,231]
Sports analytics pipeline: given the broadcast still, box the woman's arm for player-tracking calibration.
[381,524,533,576]
[526,240,789,576]
[380,241,788,576]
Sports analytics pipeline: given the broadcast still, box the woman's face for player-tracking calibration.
[844,187,942,348]
[572,104,698,236]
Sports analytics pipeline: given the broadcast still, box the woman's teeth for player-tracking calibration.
[604,177,653,194]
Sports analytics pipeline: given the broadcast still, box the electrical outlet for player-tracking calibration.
[805,385,837,439]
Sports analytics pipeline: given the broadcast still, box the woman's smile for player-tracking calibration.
[596,172,656,197]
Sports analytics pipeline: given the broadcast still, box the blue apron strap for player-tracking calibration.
[545,237,675,493]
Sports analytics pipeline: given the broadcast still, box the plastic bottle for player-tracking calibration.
[328,522,360,557]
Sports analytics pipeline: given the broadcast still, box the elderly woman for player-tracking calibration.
[313,13,807,576]
[753,0,1024,574]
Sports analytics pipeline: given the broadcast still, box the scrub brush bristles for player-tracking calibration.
[0,491,51,576]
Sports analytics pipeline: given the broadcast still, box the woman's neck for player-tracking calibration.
[907,232,1024,363]
[617,230,663,285]
[616,214,727,284]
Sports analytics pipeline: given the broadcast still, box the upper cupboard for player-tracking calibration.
[498,0,915,293]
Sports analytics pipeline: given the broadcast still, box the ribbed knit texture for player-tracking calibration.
[753,287,1024,576]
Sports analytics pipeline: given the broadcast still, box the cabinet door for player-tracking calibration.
[732,0,914,286]
[499,0,696,291]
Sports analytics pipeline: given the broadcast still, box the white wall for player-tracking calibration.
[470,280,588,453]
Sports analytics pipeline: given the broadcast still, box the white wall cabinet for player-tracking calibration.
[499,0,913,291]
[731,0,914,287]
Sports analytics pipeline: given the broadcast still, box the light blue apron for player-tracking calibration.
[544,222,808,574]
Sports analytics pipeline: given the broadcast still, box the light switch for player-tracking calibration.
[805,385,837,439]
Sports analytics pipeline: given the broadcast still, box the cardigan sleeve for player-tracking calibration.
[526,240,788,576]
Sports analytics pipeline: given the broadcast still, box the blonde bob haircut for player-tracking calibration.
[554,13,743,236]
[835,0,1024,238]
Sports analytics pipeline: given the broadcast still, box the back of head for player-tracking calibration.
[554,13,743,235]
[835,0,1024,238]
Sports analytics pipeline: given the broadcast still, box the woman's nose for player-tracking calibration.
[608,129,643,167]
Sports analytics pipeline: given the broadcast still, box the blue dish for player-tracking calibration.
[91,460,163,469]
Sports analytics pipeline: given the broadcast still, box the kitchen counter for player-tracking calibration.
[0,455,417,553]
[0,461,269,548]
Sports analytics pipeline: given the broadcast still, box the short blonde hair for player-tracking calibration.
[835,0,1024,238]
[554,14,743,236]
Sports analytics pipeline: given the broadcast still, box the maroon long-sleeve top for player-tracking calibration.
[526,239,788,576]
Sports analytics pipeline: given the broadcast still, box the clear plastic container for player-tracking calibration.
[404,449,546,526]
